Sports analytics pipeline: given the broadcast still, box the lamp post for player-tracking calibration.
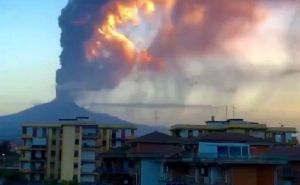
[0,153,5,166]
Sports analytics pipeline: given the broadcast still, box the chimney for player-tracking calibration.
[211,115,215,121]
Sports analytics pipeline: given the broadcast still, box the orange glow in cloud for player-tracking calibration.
[85,0,176,70]
[85,0,267,71]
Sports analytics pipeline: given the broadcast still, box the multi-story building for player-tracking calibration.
[99,131,287,185]
[19,118,136,183]
[170,117,297,144]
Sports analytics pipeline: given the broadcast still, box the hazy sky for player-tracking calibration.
[0,0,299,127]
[0,1,67,114]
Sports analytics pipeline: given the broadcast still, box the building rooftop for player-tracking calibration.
[263,145,300,161]
[130,131,182,144]
[128,145,184,158]
[23,118,137,129]
[184,133,272,145]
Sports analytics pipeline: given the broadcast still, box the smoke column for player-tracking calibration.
[56,0,269,102]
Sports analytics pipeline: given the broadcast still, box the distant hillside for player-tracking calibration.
[0,99,167,140]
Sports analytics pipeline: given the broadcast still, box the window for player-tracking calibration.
[22,127,26,134]
[102,140,107,146]
[217,146,228,158]
[26,127,33,136]
[76,126,80,133]
[74,163,78,169]
[75,139,79,145]
[112,130,116,138]
[52,140,56,145]
[50,162,55,169]
[74,151,78,157]
[51,151,55,157]
[52,128,56,135]
[112,140,116,147]
[242,146,248,157]
[229,146,241,157]
[42,128,47,137]
[33,128,37,137]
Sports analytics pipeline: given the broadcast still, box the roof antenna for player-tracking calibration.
[232,105,236,118]
[225,105,228,120]
[154,110,159,125]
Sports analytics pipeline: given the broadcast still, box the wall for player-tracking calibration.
[251,130,266,139]
[231,167,257,185]
[256,166,276,185]
[250,145,270,156]
[230,166,276,185]
[141,159,161,185]
[61,126,76,181]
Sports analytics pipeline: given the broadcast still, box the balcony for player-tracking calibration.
[82,133,97,139]
[81,166,97,174]
[20,145,30,150]
[31,156,47,161]
[278,167,297,179]
[19,156,31,161]
[31,166,46,173]
[97,167,133,175]
[82,143,96,150]
[22,134,32,139]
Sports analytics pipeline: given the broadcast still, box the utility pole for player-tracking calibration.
[232,105,236,118]
[225,105,228,120]
[154,110,159,125]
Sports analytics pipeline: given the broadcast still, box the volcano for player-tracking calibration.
[0,98,168,140]
[0,98,132,139]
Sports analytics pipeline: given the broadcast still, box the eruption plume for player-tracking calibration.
[56,0,272,102]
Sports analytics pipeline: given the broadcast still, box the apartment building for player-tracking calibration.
[170,117,297,144]
[99,131,287,185]
[19,118,136,183]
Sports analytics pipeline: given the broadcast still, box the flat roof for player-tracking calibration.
[170,123,267,130]
[23,122,137,129]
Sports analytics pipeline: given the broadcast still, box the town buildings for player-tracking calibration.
[99,131,286,185]
[170,118,297,144]
[19,117,299,185]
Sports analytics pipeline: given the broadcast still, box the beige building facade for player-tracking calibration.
[170,118,297,144]
[19,119,136,183]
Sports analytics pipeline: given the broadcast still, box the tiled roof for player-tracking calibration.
[263,145,300,161]
[131,131,182,144]
[128,145,184,158]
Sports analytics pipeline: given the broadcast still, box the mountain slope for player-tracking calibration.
[0,99,167,139]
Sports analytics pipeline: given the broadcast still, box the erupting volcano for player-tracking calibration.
[56,0,263,99]
[1,0,299,139]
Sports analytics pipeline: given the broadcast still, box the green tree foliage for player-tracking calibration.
[0,140,10,154]
[0,169,27,183]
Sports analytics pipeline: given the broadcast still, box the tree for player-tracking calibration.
[0,140,10,154]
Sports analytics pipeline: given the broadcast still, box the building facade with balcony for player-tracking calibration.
[170,117,297,144]
[19,118,136,183]
[98,131,291,185]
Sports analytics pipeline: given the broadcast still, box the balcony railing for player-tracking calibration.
[97,167,134,175]
[82,143,96,148]
[278,168,298,178]
[177,153,251,160]
[81,168,97,173]
[82,133,97,138]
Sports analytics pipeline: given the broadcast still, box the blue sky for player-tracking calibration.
[0,0,67,115]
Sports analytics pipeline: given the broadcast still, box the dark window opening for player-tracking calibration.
[74,151,78,157]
